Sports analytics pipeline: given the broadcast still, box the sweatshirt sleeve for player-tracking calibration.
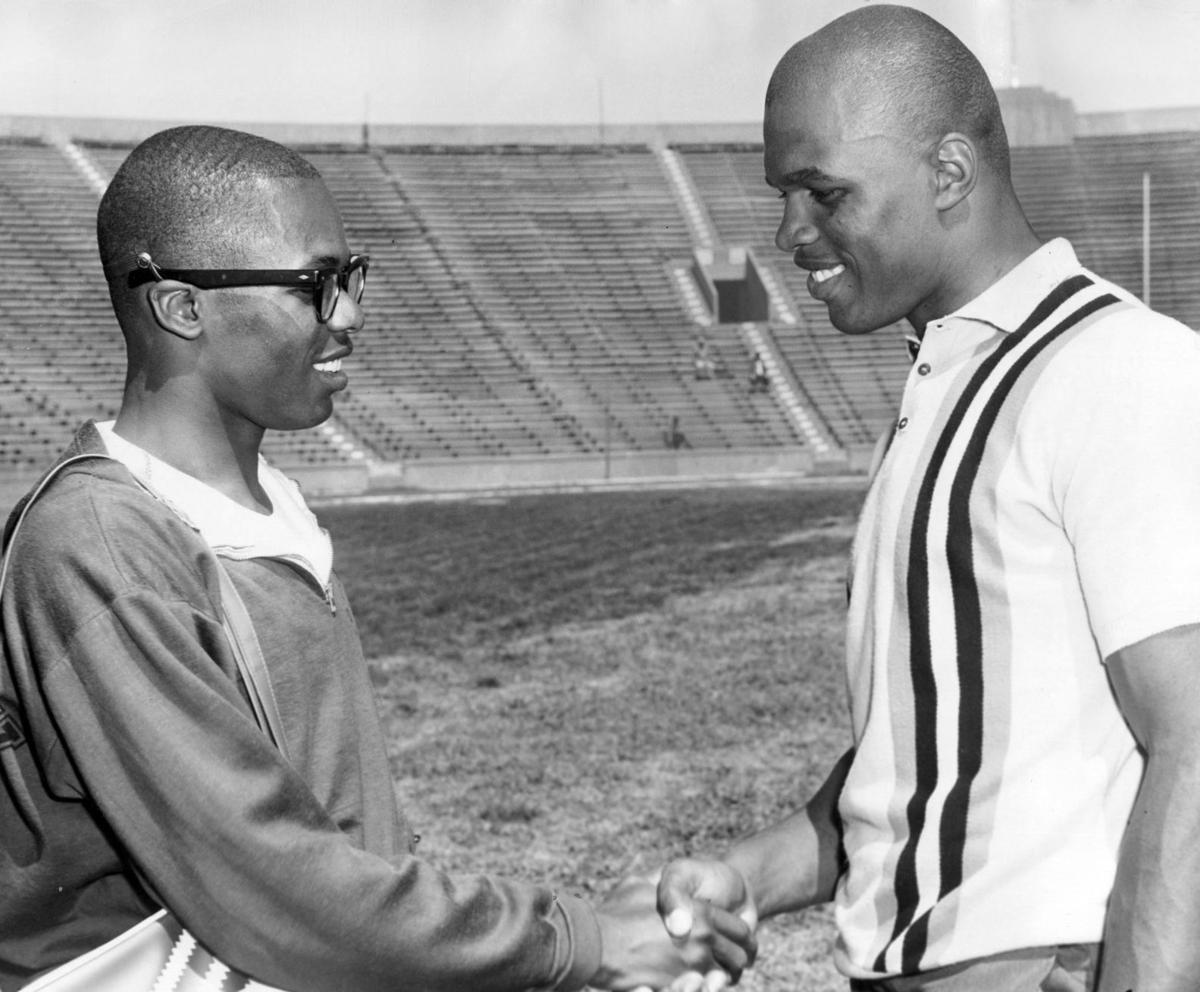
[6,472,602,992]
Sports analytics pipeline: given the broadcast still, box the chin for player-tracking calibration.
[268,408,333,433]
[303,410,334,430]
[828,310,890,336]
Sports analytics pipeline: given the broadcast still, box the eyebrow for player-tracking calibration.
[307,254,345,269]
[765,167,842,189]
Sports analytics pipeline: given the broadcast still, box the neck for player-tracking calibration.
[909,192,1043,336]
[114,387,270,513]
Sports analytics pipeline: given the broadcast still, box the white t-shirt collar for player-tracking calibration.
[94,421,333,586]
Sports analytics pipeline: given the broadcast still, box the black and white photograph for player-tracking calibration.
[1,2,1198,990]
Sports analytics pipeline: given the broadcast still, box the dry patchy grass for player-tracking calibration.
[319,485,866,991]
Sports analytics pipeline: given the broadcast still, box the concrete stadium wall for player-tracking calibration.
[5,100,1197,151]
[0,115,370,147]
[1075,105,1200,137]
[0,460,372,513]
[0,114,761,148]
[996,87,1077,146]
[281,462,373,497]
[2,448,838,512]
[362,447,817,492]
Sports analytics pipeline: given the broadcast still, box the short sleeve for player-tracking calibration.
[1052,312,1200,657]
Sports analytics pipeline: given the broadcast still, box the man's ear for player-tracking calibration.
[930,133,977,212]
[147,281,204,341]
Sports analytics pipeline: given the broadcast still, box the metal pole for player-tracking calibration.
[597,76,606,145]
[1009,0,1020,87]
[1142,170,1151,307]
[604,378,611,481]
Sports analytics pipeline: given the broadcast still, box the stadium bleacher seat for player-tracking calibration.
[1,127,1196,482]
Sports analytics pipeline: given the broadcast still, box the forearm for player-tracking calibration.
[724,749,851,919]
[1098,750,1200,992]
[43,600,587,992]
[1101,625,1200,992]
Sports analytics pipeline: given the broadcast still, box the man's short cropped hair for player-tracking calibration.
[97,125,323,282]
[769,5,1012,179]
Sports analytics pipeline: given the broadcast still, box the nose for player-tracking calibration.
[326,287,365,336]
[775,192,820,253]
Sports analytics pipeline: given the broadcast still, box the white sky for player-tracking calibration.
[1,0,1198,127]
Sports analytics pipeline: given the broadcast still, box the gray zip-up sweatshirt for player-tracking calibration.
[0,423,600,991]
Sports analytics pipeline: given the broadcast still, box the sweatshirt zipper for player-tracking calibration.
[215,550,337,616]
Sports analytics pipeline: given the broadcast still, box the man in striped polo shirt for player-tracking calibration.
[656,5,1200,991]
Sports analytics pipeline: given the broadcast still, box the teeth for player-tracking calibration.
[313,358,342,373]
[811,264,846,284]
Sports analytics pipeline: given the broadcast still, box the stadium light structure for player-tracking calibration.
[1143,170,1152,308]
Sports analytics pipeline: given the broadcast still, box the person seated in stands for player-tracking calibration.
[693,335,715,379]
[665,415,691,450]
[0,124,753,992]
[749,351,769,392]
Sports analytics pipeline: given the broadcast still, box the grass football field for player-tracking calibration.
[317,482,868,991]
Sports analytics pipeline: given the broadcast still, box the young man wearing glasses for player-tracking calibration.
[0,125,752,991]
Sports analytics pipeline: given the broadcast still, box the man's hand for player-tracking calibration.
[589,874,755,992]
[611,752,850,991]
[635,859,760,992]
[656,858,758,942]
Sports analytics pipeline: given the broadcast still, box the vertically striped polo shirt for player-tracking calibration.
[835,239,1200,979]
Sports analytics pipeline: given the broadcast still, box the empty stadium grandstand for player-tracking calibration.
[2,90,1197,501]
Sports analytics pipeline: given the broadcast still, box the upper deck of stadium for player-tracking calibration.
[2,89,1197,500]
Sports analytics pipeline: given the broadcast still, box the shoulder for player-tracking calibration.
[1039,289,1200,398]
[6,459,215,608]
[1074,266,1198,352]
[1005,291,1200,481]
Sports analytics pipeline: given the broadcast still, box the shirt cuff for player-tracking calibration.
[550,892,603,991]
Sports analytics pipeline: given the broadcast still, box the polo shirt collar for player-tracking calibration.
[948,238,1079,334]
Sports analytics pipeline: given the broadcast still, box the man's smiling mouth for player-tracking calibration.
[810,264,846,284]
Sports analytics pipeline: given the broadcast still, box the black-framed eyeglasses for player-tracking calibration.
[131,251,369,323]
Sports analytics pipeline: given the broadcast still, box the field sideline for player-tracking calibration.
[317,483,868,992]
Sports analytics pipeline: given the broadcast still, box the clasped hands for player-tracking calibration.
[590,858,757,992]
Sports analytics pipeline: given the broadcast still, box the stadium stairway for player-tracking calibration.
[655,143,839,462]
[676,142,912,449]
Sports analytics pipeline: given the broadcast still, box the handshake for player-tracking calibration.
[589,857,758,992]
